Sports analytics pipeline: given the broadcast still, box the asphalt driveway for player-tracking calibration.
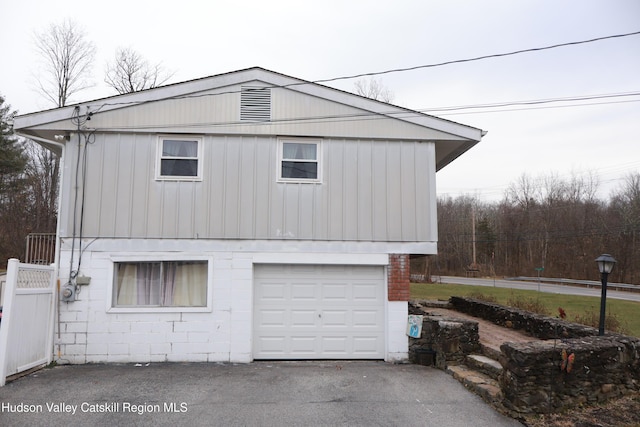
[0,361,522,427]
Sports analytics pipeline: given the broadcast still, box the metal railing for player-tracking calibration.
[24,233,56,265]
[506,276,640,293]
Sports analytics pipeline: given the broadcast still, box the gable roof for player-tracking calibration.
[13,67,484,170]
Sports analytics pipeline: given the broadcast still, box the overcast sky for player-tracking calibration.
[1,0,638,202]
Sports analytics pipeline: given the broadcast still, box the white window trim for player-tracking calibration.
[155,135,204,181]
[277,138,322,183]
[106,254,213,313]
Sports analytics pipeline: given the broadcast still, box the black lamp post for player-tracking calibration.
[595,254,617,336]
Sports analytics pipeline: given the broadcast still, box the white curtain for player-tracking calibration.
[163,140,198,157]
[137,263,161,305]
[116,261,206,307]
[116,264,138,305]
[169,262,207,306]
[283,143,316,160]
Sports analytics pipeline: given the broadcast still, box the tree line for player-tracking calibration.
[431,172,640,285]
[1,19,174,268]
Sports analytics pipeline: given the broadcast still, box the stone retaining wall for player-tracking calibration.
[500,336,640,413]
[449,296,597,339]
[408,302,480,369]
[410,298,640,415]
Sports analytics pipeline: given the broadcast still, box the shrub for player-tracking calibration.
[467,291,498,303]
[506,294,550,316]
[572,308,628,335]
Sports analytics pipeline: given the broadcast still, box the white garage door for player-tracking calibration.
[253,264,385,359]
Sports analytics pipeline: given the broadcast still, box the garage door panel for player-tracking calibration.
[353,283,383,302]
[352,310,382,327]
[254,264,385,360]
[257,337,287,354]
[321,310,348,326]
[291,310,317,327]
[353,336,382,354]
[320,336,348,354]
[291,284,317,301]
[259,282,288,301]
[321,283,349,301]
[258,309,287,327]
[290,336,318,353]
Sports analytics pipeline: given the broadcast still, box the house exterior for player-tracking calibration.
[13,67,484,364]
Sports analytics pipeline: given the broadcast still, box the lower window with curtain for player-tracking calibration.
[114,261,207,307]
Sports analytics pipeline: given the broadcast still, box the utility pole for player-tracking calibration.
[471,206,477,268]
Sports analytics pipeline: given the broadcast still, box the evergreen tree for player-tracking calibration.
[0,95,30,265]
[0,95,27,196]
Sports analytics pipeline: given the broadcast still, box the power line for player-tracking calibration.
[437,99,640,116]
[422,91,640,113]
[87,30,640,113]
[313,31,640,84]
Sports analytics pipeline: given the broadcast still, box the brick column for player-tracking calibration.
[388,254,410,301]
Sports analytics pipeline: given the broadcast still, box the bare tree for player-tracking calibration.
[354,78,394,103]
[23,141,59,232]
[28,19,94,236]
[609,173,640,283]
[33,19,96,108]
[105,47,174,94]
[435,171,640,283]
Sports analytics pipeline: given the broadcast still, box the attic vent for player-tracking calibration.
[240,86,271,122]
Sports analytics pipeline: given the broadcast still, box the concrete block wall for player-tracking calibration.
[56,250,254,364]
[54,248,407,363]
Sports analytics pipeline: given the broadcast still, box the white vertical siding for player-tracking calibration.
[253,139,273,239]
[223,139,241,237]
[357,140,373,240]
[342,142,359,240]
[401,142,418,240]
[385,143,403,239]
[130,134,152,236]
[371,141,388,240]
[326,143,344,240]
[65,134,437,245]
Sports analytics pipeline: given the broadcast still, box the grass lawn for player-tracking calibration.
[410,282,640,338]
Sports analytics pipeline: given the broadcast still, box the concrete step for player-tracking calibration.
[480,343,502,361]
[465,354,503,380]
[446,364,502,406]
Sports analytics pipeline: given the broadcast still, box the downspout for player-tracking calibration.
[16,133,66,353]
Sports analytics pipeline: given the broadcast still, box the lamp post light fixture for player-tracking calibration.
[595,254,617,336]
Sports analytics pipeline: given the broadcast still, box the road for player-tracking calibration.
[436,275,640,303]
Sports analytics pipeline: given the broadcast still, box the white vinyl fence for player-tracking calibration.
[0,258,56,386]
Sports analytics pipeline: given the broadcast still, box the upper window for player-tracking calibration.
[156,137,202,180]
[113,261,208,308]
[278,139,321,183]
